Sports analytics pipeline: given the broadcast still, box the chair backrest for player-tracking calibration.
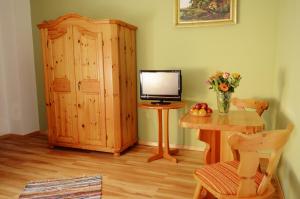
[231,97,269,116]
[228,124,293,197]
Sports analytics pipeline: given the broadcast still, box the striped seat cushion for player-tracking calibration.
[194,161,264,195]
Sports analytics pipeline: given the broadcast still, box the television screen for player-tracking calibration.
[140,70,182,103]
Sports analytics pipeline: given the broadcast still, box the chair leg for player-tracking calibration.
[193,182,203,199]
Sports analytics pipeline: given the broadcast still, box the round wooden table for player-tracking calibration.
[139,101,186,163]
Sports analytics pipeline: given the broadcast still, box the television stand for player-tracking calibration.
[151,100,171,105]
[138,101,186,163]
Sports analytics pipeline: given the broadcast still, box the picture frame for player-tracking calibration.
[175,0,237,27]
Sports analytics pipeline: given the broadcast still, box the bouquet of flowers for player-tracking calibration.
[207,71,241,93]
[207,71,241,113]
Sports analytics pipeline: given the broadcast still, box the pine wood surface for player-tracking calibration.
[221,98,269,162]
[0,133,283,199]
[181,110,265,164]
[39,13,137,154]
[139,102,186,163]
[193,124,293,199]
[180,110,265,134]
[231,98,269,116]
[139,101,186,110]
[38,13,137,30]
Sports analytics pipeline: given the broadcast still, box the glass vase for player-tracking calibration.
[216,92,231,114]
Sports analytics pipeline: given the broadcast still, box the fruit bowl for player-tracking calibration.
[189,102,213,117]
[189,110,212,117]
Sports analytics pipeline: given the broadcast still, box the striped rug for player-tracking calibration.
[19,176,102,199]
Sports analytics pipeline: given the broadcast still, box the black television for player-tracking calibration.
[139,70,182,104]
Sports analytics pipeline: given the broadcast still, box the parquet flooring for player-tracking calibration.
[0,133,283,199]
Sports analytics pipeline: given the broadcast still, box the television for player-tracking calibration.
[139,70,182,104]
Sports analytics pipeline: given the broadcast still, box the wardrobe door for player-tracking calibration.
[47,26,78,144]
[73,26,106,147]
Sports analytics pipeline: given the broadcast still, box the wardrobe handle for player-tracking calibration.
[78,81,81,90]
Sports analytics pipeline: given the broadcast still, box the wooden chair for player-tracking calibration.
[227,97,270,162]
[231,98,269,116]
[193,124,293,199]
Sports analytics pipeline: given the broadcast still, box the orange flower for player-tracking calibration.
[219,83,229,92]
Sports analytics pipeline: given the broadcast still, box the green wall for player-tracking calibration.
[30,0,278,148]
[275,0,300,198]
[30,0,300,197]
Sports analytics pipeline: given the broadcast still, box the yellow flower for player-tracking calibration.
[232,73,240,79]
[215,71,223,77]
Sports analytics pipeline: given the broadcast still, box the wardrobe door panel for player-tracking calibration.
[47,26,78,144]
[73,26,106,147]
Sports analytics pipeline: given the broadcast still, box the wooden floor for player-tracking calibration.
[0,133,283,199]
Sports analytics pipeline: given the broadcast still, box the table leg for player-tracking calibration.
[198,129,220,164]
[147,109,163,162]
[163,109,178,163]
[147,109,179,163]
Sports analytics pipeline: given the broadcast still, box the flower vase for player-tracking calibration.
[216,92,231,114]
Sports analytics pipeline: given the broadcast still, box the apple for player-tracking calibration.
[206,107,213,113]
[190,103,212,116]
[200,103,208,109]
[191,107,198,112]
[194,103,201,110]
[198,109,207,116]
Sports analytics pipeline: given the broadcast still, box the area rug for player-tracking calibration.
[19,175,102,199]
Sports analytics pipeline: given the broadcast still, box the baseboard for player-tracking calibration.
[40,130,48,135]
[24,131,42,137]
[138,140,204,151]
[0,133,17,139]
[0,130,43,139]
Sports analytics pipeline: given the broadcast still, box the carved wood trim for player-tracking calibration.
[38,13,137,30]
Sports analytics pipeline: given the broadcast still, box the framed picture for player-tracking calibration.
[175,0,237,27]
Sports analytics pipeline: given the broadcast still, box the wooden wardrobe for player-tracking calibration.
[38,13,137,155]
